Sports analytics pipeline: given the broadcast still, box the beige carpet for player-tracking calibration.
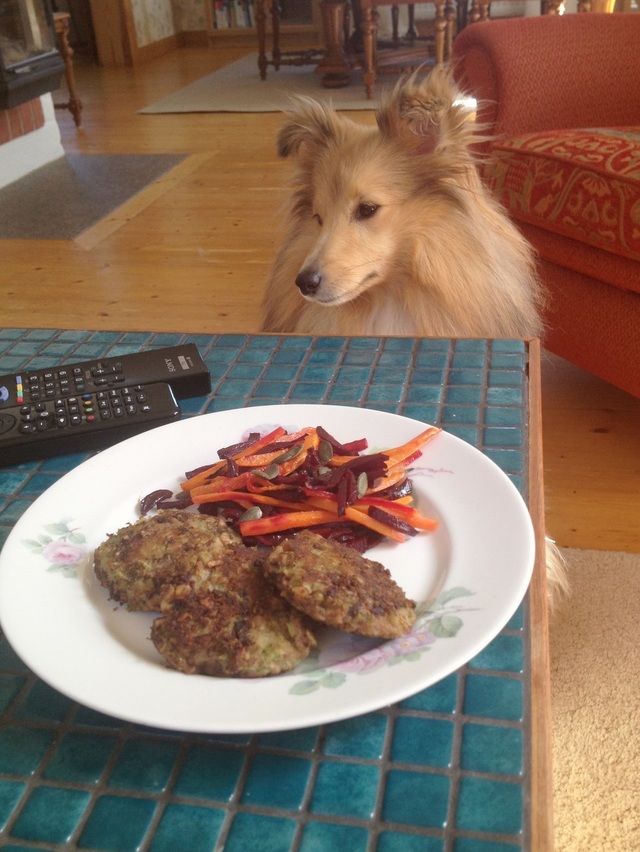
[139,53,391,113]
[552,548,640,851]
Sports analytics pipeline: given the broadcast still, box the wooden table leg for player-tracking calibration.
[315,0,352,88]
[53,12,82,128]
[256,0,268,79]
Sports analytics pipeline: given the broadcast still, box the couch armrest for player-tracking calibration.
[452,13,640,138]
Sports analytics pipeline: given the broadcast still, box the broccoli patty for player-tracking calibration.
[93,509,241,611]
[151,546,316,677]
[263,530,416,639]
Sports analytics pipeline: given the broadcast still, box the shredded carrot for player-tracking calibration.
[239,509,338,537]
[191,490,308,512]
[181,426,287,491]
[384,426,441,465]
[169,423,442,548]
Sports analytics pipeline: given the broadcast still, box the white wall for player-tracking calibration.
[0,95,65,190]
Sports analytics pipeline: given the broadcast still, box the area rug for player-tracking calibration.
[0,153,185,240]
[552,548,640,851]
[139,53,391,114]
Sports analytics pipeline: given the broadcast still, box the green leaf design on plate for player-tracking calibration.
[431,587,474,607]
[43,522,73,536]
[428,614,464,638]
[290,680,321,695]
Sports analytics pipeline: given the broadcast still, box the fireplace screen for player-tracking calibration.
[0,0,64,109]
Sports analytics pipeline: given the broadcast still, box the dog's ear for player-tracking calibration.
[277,98,341,158]
[376,65,473,156]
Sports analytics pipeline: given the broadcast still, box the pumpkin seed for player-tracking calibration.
[253,463,279,480]
[239,506,263,522]
[357,471,369,498]
[318,440,334,463]
[274,443,303,463]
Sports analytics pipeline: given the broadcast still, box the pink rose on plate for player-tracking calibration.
[333,629,437,674]
[41,540,87,566]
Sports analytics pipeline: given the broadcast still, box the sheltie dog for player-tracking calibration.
[261,65,544,339]
[260,66,567,606]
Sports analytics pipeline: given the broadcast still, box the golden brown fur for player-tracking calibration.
[261,67,567,607]
[261,66,545,339]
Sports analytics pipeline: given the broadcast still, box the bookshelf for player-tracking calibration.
[205,0,321,44]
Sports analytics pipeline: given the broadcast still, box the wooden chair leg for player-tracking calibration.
[271,0,282,69]
[445,0,455,56]
[433,0,446,64]
[256,0,268,79]
[361,0,377,98]
[392,6,400,44]
[406,5,418,39]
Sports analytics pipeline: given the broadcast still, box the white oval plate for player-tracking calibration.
[0,404,534,733]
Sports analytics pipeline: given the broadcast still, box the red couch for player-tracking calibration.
[452,13,640,398]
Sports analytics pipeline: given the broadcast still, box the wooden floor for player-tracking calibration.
[5,46,640,553]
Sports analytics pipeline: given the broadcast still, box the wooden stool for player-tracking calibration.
[53,12,82,127]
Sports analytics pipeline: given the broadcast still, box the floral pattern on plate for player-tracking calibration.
[290,586,476,694]
[22,518,87,578]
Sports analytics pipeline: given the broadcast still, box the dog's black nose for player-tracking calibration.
[295,270,322,296]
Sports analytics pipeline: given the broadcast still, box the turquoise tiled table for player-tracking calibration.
[0,330,552,851]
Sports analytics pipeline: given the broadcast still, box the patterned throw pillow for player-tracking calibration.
[485,128,640,263]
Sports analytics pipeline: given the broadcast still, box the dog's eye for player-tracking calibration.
[313,213,323,226]
[356,202,379,221]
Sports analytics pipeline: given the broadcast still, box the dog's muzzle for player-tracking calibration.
[295,269,322,297]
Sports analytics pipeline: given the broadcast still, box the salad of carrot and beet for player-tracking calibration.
[140,424,441,553]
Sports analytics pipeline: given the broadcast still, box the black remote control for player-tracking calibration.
[0,382,180,467]
[0,343,210,409]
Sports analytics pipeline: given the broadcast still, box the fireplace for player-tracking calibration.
[0,0,64,109]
